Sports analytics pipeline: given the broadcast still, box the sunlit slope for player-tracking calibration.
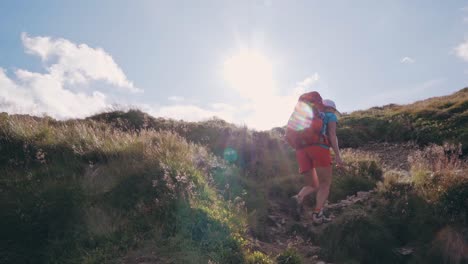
[0,114,250,263]
[89,87,468,155]
[336,88,468,151]
[1,87,466,264]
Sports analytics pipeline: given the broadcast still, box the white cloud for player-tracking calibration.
[0,68,38,114]
[152,74,320,130]
[21,33,139,92]
[455,39,468,61]
[296,73,320,88]
[400,57,415,64]
[293,73,320,94]
[0,33,137,119]
[1,33,322,130]
[14,68,108,118]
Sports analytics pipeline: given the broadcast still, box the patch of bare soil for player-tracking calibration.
[356,142,420,171]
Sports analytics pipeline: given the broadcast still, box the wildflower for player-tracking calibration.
[35,149,46,164]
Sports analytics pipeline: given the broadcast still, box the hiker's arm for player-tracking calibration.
[327,122,344,167]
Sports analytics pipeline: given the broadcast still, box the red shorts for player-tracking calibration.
[296,145,332,174]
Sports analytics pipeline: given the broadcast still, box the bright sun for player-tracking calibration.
[223,50,275,100]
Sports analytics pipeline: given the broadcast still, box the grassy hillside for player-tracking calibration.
[336,88,468,152]
[0,111,386,264]
[87,110,384,238]
[0,114,251,263]
[1,88,467,263]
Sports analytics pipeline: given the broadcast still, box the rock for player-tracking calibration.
[394,247,414,256]
[356,191,369,198]
[266,215,277,225]
[295,235,304,243]
[341,200,353,206]
[308,246,321,255]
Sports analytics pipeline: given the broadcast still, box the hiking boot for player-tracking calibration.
[290,195,303,220]
[312,210,331,225]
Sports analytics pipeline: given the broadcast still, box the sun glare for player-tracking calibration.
[223,50,275,101]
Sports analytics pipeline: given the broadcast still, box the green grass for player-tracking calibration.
[0,114,249,263]
[319,208,398,264]
[329,149,383,202]
[276,248,302,264]
[1,87,467,263]
[0,110,391,263]
[367,144,468,263]
[336,88,468,153]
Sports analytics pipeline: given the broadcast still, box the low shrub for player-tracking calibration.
[245,250,273,264]
[319,208,398,264]
[329,150,382,202]
[409,144,467,202]
[276,248,302,264]
[437,181,468,225]
[429,226,468,264]
[375,182,437,244]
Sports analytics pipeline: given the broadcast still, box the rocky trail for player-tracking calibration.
[122,143,420,263]
[246,142,420,263]
[247,191,376,263]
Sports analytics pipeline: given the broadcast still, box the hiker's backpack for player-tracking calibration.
[285,91,329,149]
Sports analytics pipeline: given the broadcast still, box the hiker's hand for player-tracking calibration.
[335,156,345,168]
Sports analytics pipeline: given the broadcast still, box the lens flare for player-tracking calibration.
[287,101,314,131]
[223,147,238,163]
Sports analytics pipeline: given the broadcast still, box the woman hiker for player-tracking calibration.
[291,99,344,224]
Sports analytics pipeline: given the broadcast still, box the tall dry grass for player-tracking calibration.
[409,143,467,202]
[0,113,252,263]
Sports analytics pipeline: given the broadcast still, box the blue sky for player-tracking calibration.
[1,0,467,129]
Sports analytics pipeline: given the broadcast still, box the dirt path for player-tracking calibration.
[247,191,376,263]
[248,143,418,263]
[123,143,417,263]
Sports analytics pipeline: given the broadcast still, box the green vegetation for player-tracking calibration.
[0,114,248,263]
[320,143,468,264]
[337,88,468,153]
[276,248,302,264]
[320,208,398,264]
[90,110,301,241]
[245,251,274,264]
[329,149,382,202]
[0,110,392,263]
[1,88,467,263]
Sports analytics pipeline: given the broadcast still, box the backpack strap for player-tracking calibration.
[318,111,331,147]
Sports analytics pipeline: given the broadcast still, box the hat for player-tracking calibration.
[323,99,340,114]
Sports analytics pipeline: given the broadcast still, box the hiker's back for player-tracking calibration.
[285,91,328,149]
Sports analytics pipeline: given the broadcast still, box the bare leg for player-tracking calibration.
[296,168,319,203]
[314,166,332,210]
